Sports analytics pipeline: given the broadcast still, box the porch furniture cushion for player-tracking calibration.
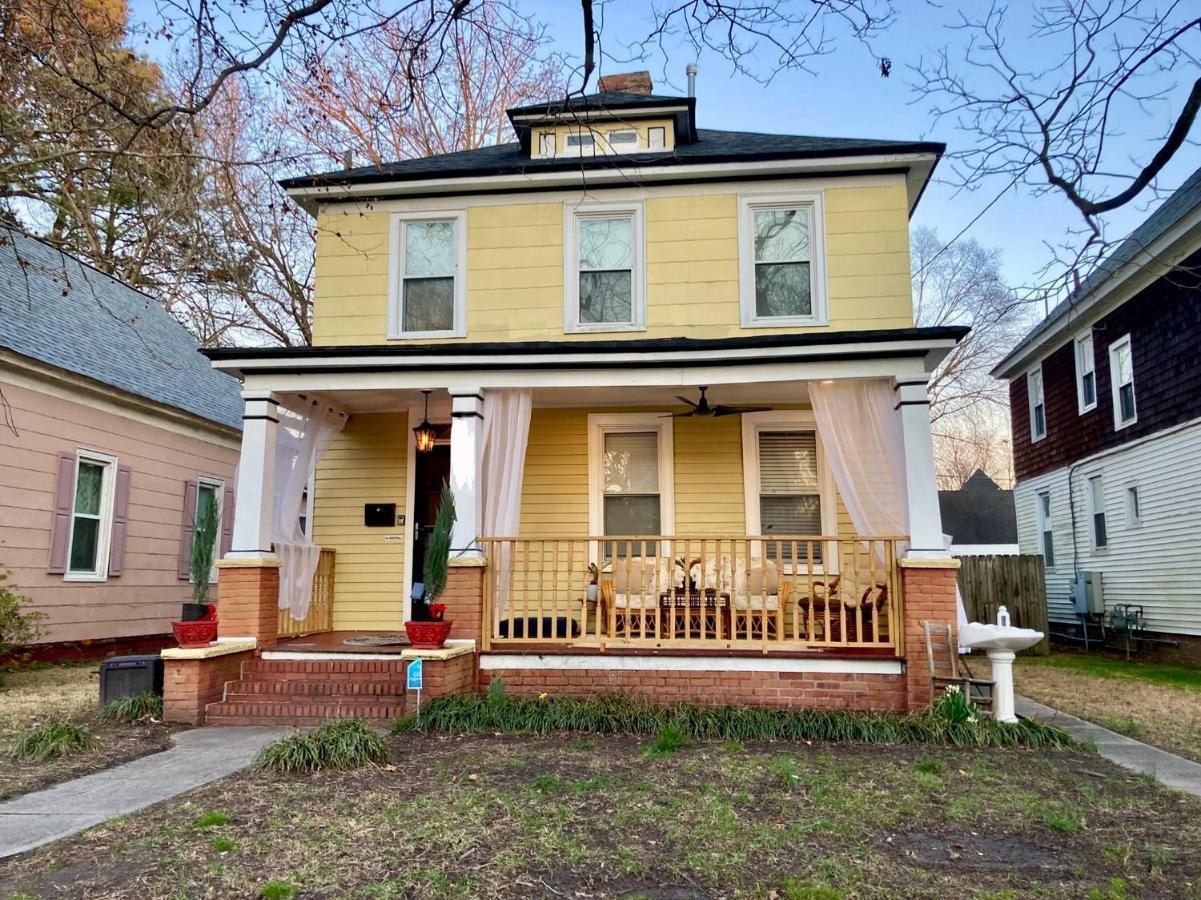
[731,594,781,612]
[607,556,683,597]
[498,616,581,639]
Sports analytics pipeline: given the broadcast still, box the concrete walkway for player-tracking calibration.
[1017,696,1201,799]
[0,726,293,859]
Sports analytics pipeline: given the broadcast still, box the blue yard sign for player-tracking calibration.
[406,658,423,691]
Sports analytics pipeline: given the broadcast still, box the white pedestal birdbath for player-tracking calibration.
[958,608,1044,724]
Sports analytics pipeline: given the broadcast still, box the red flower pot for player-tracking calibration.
[172,619,217,649]
[404,620,453,650]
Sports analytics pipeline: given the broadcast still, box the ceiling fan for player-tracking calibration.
[661,386,773,418]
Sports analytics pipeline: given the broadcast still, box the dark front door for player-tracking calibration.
[411,444,451,620]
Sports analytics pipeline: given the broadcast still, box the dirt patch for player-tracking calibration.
[1,732,1200,898]
[1016,657,1201,761]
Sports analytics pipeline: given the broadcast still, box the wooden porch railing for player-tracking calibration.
[277,548,336,638]
[479,536,904,654]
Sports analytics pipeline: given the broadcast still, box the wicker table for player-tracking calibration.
[659,589,731,639]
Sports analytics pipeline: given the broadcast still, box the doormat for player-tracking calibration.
[343,634,410,647]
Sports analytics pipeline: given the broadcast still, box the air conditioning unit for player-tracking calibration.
[1072,571,1104,616]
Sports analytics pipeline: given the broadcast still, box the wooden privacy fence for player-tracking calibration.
[277,548,336,638]
[480,535,905,654]
[956,554,1049,655]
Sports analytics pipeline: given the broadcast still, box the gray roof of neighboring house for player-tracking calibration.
[0,227,243,431]
[938,470,1018,546]
[994,164,1201,377]
[279,126,944,189]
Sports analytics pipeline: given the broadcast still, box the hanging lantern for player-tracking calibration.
[413,390,437,453]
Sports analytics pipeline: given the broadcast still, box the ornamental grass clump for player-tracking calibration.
[408,691,1075,750]
[254,718,389,774]
[11,719,96,762]
[98,691,162,723]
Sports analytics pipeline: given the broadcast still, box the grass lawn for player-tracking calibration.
[1,731,1199,898]
[0,664,175,801]
[1015,652,1201,762]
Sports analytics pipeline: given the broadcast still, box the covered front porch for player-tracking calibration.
[196,329,964,715]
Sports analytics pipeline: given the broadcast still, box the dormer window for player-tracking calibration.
[565,132,595,156]
[648,127,665,150]
[607,129,639,152]
[539,133,556,157]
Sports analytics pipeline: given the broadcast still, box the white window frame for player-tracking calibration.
[194,476,225,584]
[648,126,666,151]
[606,129,639,153]
[1074,330,1097,413]
[738,192,828,329]
[740,411,838,572]
[564,201,646,334]
[587,413,675,542]
[1086,474,1108,552]
[563,130,597,157]
[1108,333,1137,429]
[1027,365,1047,442]
[387,210,467,340]
[64,449,118,582]
[1124,481,1142,528]
[537,132,556,158]
[1035,490,1055,570]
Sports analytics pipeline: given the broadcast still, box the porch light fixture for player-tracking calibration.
[413,390,437,453]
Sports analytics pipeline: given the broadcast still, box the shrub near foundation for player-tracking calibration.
[10,720,96,762]
[254,719,389,774]
[401,687,1075,750]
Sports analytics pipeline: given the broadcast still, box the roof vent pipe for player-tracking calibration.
[686,63,697,97]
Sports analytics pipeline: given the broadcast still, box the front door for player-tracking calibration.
[410,443,451,620]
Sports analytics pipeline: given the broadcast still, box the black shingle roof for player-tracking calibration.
[280,127,944,190]
[0,227,243,430]
[938,470,1018,545]
[507,91,690,116]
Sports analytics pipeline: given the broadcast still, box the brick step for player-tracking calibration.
[226,680,406,700]
[244,659,407,679]
[205,699,407,726]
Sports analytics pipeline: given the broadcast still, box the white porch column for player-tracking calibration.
[894,377,949,558]
[227,390,279,559]
[448,387,484,556]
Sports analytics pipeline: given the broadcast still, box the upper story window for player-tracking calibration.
[648,127,665,150]
[1109,334,1137,429]
[539,133,556,157]
[565,203,645,333]
[1075,331,1096,413]
[66,451,117,581]
[565,131,596,156]
[607,129,639,152]
[388,211,466,339]
[1027,365,1047,442]
[739,194,827,328]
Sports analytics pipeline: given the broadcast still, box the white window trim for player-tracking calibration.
[538,132,556,158]
[387,209,467,340]
[564,201,646,334]
[1123,480,1142,528]
[1027,364,1046,442]
[1108,333,1137,430]
[1035,490,1055,571]
[1086,473,1108,552]
[740,411,838,572]
[738,191,828,328]
[587,413,674,541]
[1074,331,1097,414]
[195,476,225,584]
[63,449,118,583]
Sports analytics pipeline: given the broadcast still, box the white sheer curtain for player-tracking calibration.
[481,390,532,614]
[272,400,347,620]
[809,378,966,626]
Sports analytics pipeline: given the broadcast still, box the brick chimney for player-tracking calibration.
[597,71,653,95]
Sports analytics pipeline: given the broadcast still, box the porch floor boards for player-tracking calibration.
[274,630,411,654]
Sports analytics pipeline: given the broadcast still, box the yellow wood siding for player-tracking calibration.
[311,181,914,345]
[311,412,408,630]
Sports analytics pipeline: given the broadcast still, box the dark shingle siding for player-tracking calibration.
[0,227,243,431]
[280,127,943,189]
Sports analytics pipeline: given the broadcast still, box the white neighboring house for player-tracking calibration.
[992,166,1201,638]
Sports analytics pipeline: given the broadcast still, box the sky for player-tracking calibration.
[522,0,1199,310]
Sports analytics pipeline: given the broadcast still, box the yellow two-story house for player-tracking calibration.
[195,74,967,725]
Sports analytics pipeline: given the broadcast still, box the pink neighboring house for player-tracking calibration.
[0,227,243,650]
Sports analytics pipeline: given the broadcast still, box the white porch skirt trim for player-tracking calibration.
[479,654,902,675]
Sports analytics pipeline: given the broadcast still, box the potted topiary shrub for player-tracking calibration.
[172,494,220,648]
[405,483,456,649]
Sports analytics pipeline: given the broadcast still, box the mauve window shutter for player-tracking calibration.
[107,465,133,576]
[219,487,234,559]
[47,451,77,574]
[178,480,198,580]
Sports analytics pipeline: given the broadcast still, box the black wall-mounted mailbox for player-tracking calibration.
[364,503,397,527]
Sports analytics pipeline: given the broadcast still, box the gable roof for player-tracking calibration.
[993,164,1201,378]
[280,126,943,191]
[938,469,1018,546]
[0,227,243,431]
